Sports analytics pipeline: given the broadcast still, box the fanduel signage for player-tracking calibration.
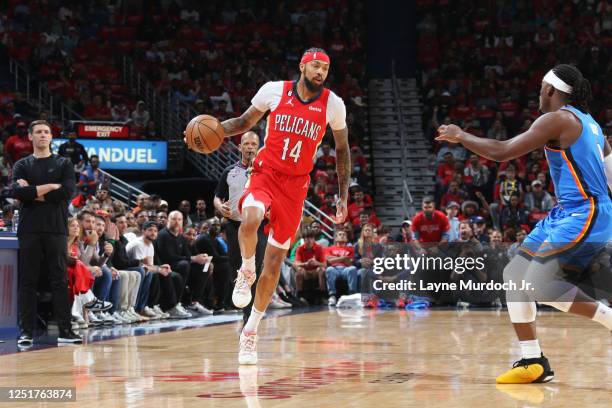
[52,139,168,171]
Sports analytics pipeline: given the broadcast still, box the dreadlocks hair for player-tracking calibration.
[552,64,592,113]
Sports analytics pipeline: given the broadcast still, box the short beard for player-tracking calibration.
[304,76,323,93]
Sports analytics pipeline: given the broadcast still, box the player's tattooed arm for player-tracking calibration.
[221,106,266,137]
[333,127,351,201]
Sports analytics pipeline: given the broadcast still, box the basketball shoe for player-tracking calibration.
[233,267,256,308]
[496,354,554,384]
[239,331,258,365]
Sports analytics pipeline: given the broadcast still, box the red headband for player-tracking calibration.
[300,51,330,65]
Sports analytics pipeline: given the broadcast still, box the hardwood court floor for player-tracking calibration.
[1,308,611,408]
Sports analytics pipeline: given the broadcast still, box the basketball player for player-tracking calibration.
[437,64,612,383]
[217,48,350,364]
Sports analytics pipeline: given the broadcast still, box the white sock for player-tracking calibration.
[592,302,612,330]
[519,339,542,359]
[241,256,256,272]
[243,307,265,334]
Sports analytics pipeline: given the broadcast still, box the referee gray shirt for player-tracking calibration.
[215,161,249,222]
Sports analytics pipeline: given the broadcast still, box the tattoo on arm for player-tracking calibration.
[221,106,265,137]
[333,127,351,200]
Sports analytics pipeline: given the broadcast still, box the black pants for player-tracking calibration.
[148,271,184,311]
[170,260,190,304]
[18,233,71,333]
[188,262,209,304]
[225,220,267,324]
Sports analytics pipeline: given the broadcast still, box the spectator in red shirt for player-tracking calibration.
[436,151,456,188]
[347,188,367,223]
[411,196,450,243]
[440,180,468,210]
[294,228,326,294]
[4,121,33,165]
[349,183,373,205]
[353,208,381,230]
[84,95,111,120]
[325,230,358,306]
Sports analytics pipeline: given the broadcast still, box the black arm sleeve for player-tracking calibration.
[10,160,37,201]
[214,167,231,201]
[44,158,76,203]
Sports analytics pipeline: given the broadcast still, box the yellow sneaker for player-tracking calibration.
[496,354,554,384]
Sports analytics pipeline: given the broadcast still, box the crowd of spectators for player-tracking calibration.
[0,1,369,148]
[416,0,612,247]
[1,0,374,232]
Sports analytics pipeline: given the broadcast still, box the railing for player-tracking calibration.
[122,56,242,178]
[391,61,416,218]
[303,201,335,240]
[8,58,83,123]
[99,169,146,209]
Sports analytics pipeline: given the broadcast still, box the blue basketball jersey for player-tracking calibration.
[544,105,609,205]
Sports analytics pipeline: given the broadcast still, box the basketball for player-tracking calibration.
[184,114,225,154]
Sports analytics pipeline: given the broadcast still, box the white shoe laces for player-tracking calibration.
[235,269,254,291]
[241,333,257,352]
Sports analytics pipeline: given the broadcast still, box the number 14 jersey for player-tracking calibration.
[250,80,346,176]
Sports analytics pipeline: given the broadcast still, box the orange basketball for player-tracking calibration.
[184,115,225,154]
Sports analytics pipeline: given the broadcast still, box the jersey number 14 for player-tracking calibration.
[281,138,302,163]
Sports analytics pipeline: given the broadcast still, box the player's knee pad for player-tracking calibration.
[507,301,537,323]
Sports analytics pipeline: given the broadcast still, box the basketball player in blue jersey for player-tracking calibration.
[437,64,612,384]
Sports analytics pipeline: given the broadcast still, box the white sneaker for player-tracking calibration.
[128,307,148,321]
[176,304,193,318]
[143,306,159,319]
[120,310,137,323]
[112,311,128,324]
[188,302,214,315]
[269,294,288,309]
[153,305,170,319]
[328,295,337,306]
[88,311,102,326]
[238,331,258,365]
[100,311,115,325]
[232,267,256,308]
[274,294,292,308]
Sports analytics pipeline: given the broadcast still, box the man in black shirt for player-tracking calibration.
[192,219,232,310]
[11,120,81,344]
[58,131,88,175]
[155,211,211,316]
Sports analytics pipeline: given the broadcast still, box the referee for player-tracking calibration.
[214,131,266,323]
[11,120,81,345]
